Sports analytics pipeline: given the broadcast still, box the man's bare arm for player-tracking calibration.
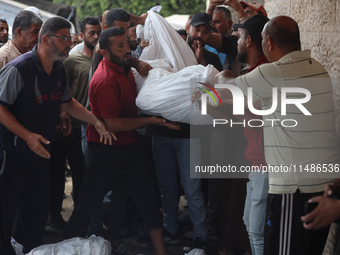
[206,32,223,51]
[130,57,152,77]
[104,116,180,133]
[61,98,116,144]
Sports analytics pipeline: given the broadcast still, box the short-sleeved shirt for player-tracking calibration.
[87,58,139,145]
[0,45,72,160]
[63,52,92,129]
[0,40,21,70]
[235,50,338,194]
[243,55,268,167]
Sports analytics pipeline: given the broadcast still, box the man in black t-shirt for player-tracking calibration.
[186,12,222,71]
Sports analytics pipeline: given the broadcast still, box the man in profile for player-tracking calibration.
[217,16,338,255]
[0,11,42,69]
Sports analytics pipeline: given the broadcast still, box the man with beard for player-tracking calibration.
[0,11,42,69]
[0,17,114,255]
[211,15,270,255]
[0,19,8,47]
[64,27,178,255]
[48,17,101,229]
[127,23,139,57]
[187,12,222,71]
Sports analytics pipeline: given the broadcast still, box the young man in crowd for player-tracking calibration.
[0,19,8,47]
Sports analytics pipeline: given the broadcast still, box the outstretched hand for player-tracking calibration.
[151,117,180,130]
[59,111,72,136]
[94,119,117,145]
[140,13,148,25]
[26,133,51,159]
[223,0,244,12]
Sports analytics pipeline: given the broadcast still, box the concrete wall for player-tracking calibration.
[264,0,340,131]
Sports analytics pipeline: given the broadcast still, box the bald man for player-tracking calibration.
[214,16,339,255]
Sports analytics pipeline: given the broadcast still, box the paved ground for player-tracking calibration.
[39,177,248,255]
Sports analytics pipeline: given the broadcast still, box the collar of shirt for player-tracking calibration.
[102,57,131,77]
[31,45,64,75]
[247,54,268,73]
[276,49,311,63]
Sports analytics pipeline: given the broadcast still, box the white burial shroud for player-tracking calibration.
[134,10,217,125]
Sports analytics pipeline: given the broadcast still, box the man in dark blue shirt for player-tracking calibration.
[0,17,115,255]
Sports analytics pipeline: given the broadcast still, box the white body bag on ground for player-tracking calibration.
[12,235,111,255]
[134,11,217,125]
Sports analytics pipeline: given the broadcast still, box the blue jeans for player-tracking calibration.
[81,123,88,156]
[243,172,269,255]
[152,135,207,239]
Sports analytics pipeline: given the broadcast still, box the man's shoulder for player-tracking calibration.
[92,61,116,83]
[64,52,91,68]
[0,41,20,63]
[5,51,34,70]
[0,41,13,53]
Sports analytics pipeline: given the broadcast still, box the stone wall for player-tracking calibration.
[264,0,340,131]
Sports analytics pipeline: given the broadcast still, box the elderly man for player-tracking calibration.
[0,17,114,255]
[0,11,42,69]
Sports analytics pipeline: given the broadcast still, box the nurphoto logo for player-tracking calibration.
[198,83,312,128]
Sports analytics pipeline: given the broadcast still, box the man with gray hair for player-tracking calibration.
[212,6,233,35]
[0,16,114,255]
[0,10,43,69]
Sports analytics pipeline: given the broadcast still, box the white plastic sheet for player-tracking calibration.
[138,10,197,72]
[136,64,217,125]
[13,235,111,255]
[185,248,206,255]
[134,10,218,125]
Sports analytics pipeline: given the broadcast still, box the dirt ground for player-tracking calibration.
[41,177,197,255]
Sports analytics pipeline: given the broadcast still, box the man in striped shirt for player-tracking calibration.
[218,16,339,255]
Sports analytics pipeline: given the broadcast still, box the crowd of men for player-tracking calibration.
[0,1,340,255]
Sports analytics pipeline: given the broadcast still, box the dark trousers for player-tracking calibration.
[64,141,162,239]
[265,190,330,255]
[0,153,50,254]
[50,139,66,219]
[50,128,85,206]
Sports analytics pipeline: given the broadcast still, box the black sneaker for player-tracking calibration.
[163,230,180,245]
[192,238,207,250]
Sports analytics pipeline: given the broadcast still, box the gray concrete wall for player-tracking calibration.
[264,0,340,131]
